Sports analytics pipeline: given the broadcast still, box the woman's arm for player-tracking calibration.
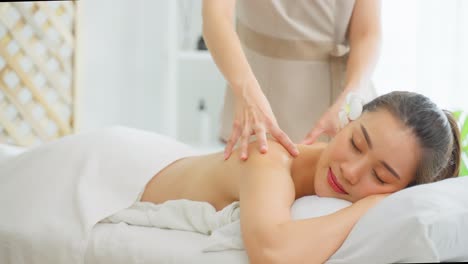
[269,196,385,263]
[202,0,298,160]
[239,143,385,263]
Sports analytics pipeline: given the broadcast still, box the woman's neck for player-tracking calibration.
[290,143,327,198]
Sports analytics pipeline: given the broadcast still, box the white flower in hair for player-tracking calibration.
[338,92,364,128]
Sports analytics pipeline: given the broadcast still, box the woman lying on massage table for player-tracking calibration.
[139,91,461,264]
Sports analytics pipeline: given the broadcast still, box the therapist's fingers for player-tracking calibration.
[302,127,324,145]
[224,121,242,160]
[240,124,251,161]
[254,124,268,154]
[270,125,299,157]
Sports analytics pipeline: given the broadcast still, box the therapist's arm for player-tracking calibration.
[339,0,382,105]
[202,0,298,161]
[202,0,251,93]
[302,0,382,145]
[239,144,385,263]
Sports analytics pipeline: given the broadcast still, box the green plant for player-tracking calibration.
[454,110,468,176]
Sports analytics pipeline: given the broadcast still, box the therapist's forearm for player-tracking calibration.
[202,8,259,97]
[334,33,381,108]
[344,33,381,92]
[337,0,382,106]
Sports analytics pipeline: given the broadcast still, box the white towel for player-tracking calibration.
[0,127,198,264]
[103,199,244,251]
[103,196,352,252]
[102,200,240,236]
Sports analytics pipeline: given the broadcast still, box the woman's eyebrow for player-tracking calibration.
[360,124,373,149]
[381,161,401,180]
[360,123,401,180]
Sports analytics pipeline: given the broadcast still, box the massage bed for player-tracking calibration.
[86,223,248,264]
[0,143,248,264]
[0,128,467,264]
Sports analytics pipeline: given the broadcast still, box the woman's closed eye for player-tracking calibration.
[372,170,385,185]
[350,136,387,185]
[350,137,361,153]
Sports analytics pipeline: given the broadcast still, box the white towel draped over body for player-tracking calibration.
[102,200,245,252]
[0,127,197,264]
[102,196,352,252]
[103,200,241,236]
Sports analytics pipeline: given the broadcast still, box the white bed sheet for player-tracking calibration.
[0,143,25,162]
[85,223,249,264]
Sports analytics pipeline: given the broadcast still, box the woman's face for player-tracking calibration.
[314,109,421,202]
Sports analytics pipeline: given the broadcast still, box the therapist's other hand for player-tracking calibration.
[302,104,341,145]
[224,84,299,161]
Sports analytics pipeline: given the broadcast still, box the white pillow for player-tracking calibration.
[328,176,468,263]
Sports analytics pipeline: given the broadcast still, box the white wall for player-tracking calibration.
[374,0,468,111]
[77,0,173,135]
[77,0,226,149]
[78,1,468,147]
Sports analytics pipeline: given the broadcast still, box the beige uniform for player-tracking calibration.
[220,0,376,142]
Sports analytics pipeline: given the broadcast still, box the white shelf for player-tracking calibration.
[170,0,225,146]
[177,50,212,61]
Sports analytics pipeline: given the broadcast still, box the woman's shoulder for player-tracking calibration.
[243,139,294,167]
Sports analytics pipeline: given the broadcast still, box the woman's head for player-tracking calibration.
[363,91,460,186]
[314,91,461,202]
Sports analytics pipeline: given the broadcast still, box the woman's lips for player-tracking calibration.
[327,168,348,195]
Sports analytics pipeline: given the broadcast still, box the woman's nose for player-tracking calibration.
[341,158,369,185]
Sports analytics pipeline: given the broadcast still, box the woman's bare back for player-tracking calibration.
[140,140,304,211]
[140,151,242,211]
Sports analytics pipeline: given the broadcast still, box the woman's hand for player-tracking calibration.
[224,79,299,161]
[302,90,366,145]
[302,103,342,145]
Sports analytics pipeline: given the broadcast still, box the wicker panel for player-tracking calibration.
[0,1,76,147]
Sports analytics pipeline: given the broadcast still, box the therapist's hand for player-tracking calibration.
[302,104,342,145]
[224,82,299,161]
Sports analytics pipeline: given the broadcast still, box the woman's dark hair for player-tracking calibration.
[363,91,461,186]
